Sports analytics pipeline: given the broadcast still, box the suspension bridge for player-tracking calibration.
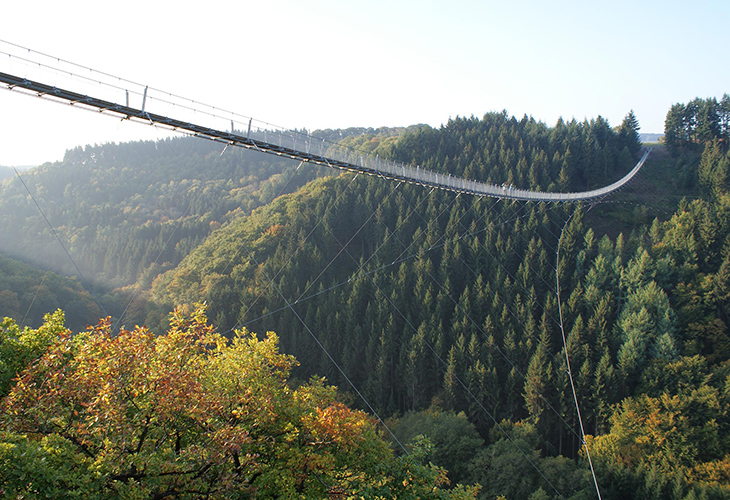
[0,66,648,202]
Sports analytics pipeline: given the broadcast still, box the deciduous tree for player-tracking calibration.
[1,306,477,499]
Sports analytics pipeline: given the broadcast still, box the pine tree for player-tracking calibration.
[404,323,429,411]
[618,110,642,158]
[443,348,461,411]
[523,341,549,425]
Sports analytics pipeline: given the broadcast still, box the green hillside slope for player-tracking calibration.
[0,253,101,331]
[151,112,650,423]
[0,135,328,290]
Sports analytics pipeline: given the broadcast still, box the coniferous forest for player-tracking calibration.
[2,98,730,498]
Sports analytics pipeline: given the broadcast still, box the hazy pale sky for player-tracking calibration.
[1,0,728,166]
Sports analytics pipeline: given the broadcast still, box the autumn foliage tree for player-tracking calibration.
[586,356,730,498]
[0,306,477,499]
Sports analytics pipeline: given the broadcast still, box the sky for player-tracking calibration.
[1,0,729,167]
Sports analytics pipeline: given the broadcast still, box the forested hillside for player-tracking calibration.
[151,112,647,410]
[4,104,730,498]
[0,253,100,331]
[0,129,399,328]
[0,126,423,296]
[0,135,329,290]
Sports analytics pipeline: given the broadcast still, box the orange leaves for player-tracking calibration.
[264,223,286,238]
[2,306,232,493]
[303,402,370,451]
